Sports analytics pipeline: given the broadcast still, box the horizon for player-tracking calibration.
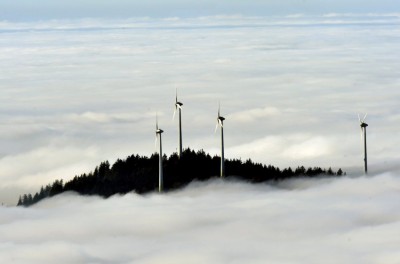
[2,0,399,21]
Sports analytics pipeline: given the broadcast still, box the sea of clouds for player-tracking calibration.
[0,173,399,263]
[1,14,400,204]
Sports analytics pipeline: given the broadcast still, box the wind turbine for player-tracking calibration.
[155,114,164,192]
[215,103,225,178]
[173,88,183,158]
[358,113,368,174]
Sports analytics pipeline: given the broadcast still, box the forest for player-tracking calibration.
[17,148,344,206]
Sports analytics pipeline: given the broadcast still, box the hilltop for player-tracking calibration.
[17,148,344,206]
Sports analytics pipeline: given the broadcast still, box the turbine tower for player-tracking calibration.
[155,115,164,192]
[173,89,183,158]
[358,113,368,174]
[215,103,225,178]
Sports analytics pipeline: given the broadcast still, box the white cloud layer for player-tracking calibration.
[0,174,399,263]
[1,15,400,204]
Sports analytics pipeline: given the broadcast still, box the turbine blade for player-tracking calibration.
[155,135,158,151]
[215,122,219,134]
[218,102,221,118]
[173,107,176,121]
[176,87,178,103]
[358,113,361,123]
[363,113,368,122]
[156,112,159,130]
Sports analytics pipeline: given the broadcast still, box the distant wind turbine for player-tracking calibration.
[358,113,368,174]
[173,88,183,158]
[155,114,164,192]
[215,103,225,178]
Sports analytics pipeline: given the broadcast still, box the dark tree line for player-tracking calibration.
[17,148,344,206]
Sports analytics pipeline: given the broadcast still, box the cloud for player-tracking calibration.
[0,173,399,263]
[228,106,280,123]
[65,111,143,124]
[0,145,101,187]
[1,15,400,204]
[281,136,332,159]
[227,134,334,165]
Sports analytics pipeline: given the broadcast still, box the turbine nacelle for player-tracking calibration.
[155,114,164,150]
[156,119,163,133]
[217,116,225,128]
[215,105,225,133]
[174,88,183,111]
[175,102,183,109]
[215,117,225,132]
[173,90,183,120]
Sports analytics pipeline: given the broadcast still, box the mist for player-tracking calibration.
[1,173,399,263]
[1,14,400,204]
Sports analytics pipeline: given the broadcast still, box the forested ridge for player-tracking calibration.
[18,148,344,206]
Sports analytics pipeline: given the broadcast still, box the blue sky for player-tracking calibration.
[1,0,399,21]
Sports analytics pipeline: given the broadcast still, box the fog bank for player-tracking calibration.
[1,173,399,263]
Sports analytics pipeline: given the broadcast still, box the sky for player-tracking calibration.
[1,0,400,20]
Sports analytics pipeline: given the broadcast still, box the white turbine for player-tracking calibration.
[358,113,368,174]
[173,88,183,158]
[215,103,225,178]
[155,114,164,192]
